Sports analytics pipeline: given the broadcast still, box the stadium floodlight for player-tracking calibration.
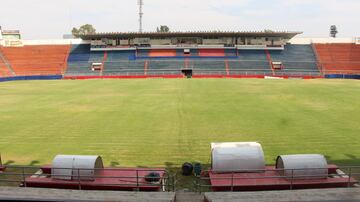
[330,25,338,38]
[138,0,144,33]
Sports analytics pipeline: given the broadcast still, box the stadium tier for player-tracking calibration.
[0,31,359,79]
[314,43,360,74]
[65,45,322,77]
[1,43,358,78]
[0,45,70,76]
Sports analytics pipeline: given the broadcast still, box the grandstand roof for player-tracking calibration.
[79,31,302,40]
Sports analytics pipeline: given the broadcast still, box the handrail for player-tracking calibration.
[194,166,360,193]
[0,165,176,192]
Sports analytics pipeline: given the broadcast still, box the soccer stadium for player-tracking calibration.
[0,1,360,201]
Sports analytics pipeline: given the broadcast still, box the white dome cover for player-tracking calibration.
[51,155,104,180]
[211,142,265,173]
[276,154,328,179]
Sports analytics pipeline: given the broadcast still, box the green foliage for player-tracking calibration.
[0,79,359,167]
[72,24,96,37]
[157,25,170,33]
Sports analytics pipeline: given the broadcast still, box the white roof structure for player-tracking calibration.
[211,142,266,173]
[276,154,328,179]
[51,155,104,180]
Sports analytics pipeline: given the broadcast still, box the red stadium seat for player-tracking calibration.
[314,43,360,74]
[149,49,177,57]
[1,45,71,76]
[199,49,225,57]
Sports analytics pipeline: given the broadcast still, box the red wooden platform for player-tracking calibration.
[24,167,167,191]
[0,166,5,172]
[209,165,358,191]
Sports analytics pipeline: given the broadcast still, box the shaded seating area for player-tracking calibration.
[103,61,145,76]
[228,50,272,75]
[205,142,358,192]
[147,60,183,75]
[66,44,95,76]
[269,45,320,76]
[189,59,227,75]
[1,45,70,76]
[23,155,169,192]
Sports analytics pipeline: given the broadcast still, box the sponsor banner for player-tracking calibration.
[356,37,360,44]
[4,39,23,47]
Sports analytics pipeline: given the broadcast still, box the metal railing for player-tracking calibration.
[194,166,360,193]
[0,165,176,192]
[1,68,360,78]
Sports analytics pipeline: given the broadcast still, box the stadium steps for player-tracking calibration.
[314,43,360,74]
[0,48,15,77]
[311,43,324,74]
[1,45,70,76]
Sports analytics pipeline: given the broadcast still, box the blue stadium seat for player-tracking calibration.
[269,45,320,76]
[228,50,272,75]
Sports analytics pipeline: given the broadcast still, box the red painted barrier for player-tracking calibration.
[192,75,265,79]
[63,75,184,80]
[63,74,323,80]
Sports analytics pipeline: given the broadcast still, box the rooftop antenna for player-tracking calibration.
[138,0,144,33]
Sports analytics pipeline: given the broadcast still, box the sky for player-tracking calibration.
[0,0,359,39]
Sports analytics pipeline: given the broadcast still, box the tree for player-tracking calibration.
[72,24,96,37]
[156,25,170,33]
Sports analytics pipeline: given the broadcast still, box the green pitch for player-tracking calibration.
[0,79,359,167]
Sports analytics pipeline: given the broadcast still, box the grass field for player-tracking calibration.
[0,79,359,168]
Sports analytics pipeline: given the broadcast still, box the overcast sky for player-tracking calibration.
[0,0,359,39]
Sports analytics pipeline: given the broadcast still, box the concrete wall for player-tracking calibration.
[2,37,358,46]
[22,39,89,45]
[290,37,356,44]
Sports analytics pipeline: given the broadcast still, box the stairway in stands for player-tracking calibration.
[0,47,15,77]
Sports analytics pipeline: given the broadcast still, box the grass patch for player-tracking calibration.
[0,79,359,168]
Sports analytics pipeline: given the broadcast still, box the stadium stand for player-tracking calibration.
[190,59,227,75]
[1,45,70,76]
[107,50,136,60]
[147,59,183,75]
[269,45,320,76]
[314,43,360,74]
[66,44,95,76]
[104,51,143,75]
[103,60,145,76]
[65,45,322,77]
[228,50,272,75]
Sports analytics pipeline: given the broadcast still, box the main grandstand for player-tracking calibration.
[0,28,359,80]
[1,25,360,201]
